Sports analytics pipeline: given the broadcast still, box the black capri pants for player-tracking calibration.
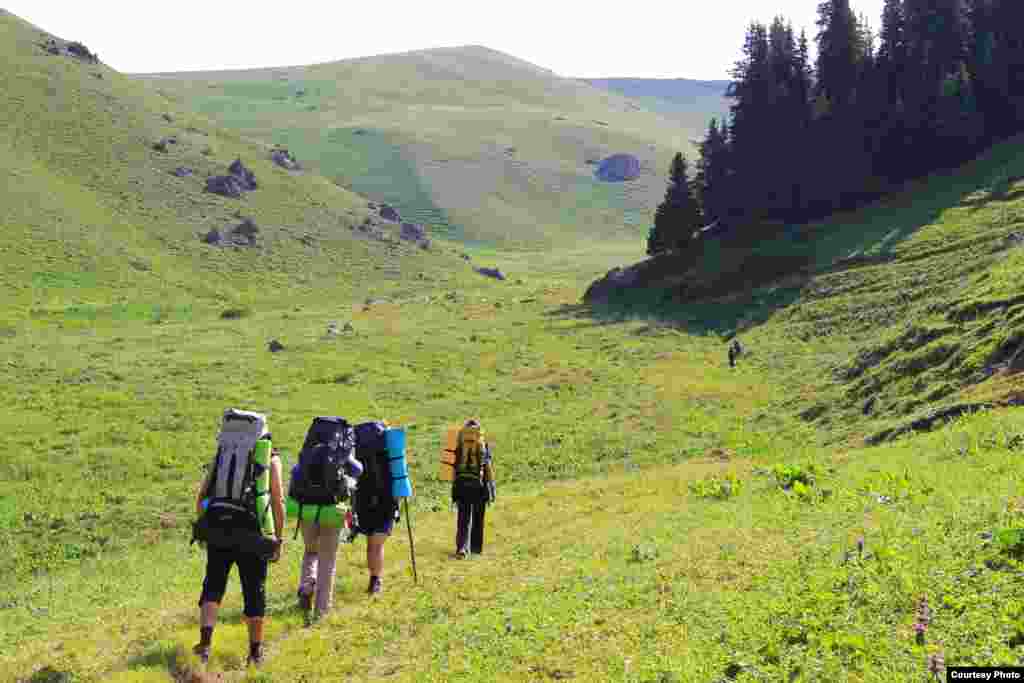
[197,515,269,618]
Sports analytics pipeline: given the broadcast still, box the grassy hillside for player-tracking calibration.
[589,133,1024,446]
[581,77,731,130]
[133,47,708,249]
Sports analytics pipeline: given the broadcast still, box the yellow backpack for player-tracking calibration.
[440,421,493,482]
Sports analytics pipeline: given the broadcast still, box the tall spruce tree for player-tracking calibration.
[815,0,862,111]
[647,152,702,256]
[727,22,774,223]
[695,118,731,226]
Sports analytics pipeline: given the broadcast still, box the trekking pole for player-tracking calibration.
[404,498,418,584]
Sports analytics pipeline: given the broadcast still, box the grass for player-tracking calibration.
[7,7,1024,682]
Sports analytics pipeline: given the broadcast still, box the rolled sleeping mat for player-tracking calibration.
[285,496,347,527]
[252,439,274,537]
[385,427,413,498]
[439,425,458,482]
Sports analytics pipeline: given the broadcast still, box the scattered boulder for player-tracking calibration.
[270,148,301,171]
[205,175,244,198]
[367,201,378,209]
[206,159,257,198]
[461,253,471,260]
[355,218,389,242]
[400,222,427,243]
[475,267,506,281]
[505,147,516,155]
[354,128,367,135]
[202,228,222,245]
[67,41,98,62]
[162,113,173,122]
[379,204,401,222]
[228,159,257,191]
[595,154,641,182]
[268,340,285,353]
[230,217,260,245]
[152,137,176,152]
[40,37,99,63]
[593,120,609,126]
[171,167,193,177]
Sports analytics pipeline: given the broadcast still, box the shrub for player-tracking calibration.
[689,472,743,500]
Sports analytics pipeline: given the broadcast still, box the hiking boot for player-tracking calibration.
[247,643,264,667]
[192,643,210,664]
[297,579,315,611]
[368,575,382,595]
[297,588,312,612]
[455,549,468,559]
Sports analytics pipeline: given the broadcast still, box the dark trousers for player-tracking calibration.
[198,512,269,618]
[455,500,486,554]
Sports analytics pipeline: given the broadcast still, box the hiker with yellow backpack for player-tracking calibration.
[442,419,496,558]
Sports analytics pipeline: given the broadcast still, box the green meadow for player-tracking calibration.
[6,7,1024,682]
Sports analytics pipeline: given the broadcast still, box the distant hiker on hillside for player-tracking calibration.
[451,419,495,558]
[352,420,400,595]
[288,417,361,619]
[728,338,743,368]
[191,411,285,667]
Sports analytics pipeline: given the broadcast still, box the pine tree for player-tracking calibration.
[727,22,773,222]
[647,153,702,256]
[815,0,862,111]
[695,118,731,226]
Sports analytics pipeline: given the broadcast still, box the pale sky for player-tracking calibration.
[6,1,885,80]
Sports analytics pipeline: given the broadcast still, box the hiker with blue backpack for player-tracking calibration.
[352,420,401,595]
[288,417,362,619]
[190,409,285,667]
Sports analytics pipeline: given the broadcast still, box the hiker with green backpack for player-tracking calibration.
[191,409,285,667]
[288,416,362,619]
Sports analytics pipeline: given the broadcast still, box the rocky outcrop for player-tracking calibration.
[399,222,430,249]
[595,153,641,182]
[171,167,193,177]
[40,37,99,63]
[475,267,506,281]
[206,159,257,198]
[379,204,401,222]
[270,148,301,171]
[228,159,257,191]
[201,218,259,247]
[205,175,244,198]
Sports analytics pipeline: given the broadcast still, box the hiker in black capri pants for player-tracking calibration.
[452,419,495,558]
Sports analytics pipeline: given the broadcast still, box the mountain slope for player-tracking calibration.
[581,77,731,129]
[0,9,458,320]
[134,47,709,249]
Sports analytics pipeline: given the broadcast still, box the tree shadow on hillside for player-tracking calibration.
[546,280,804,340]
